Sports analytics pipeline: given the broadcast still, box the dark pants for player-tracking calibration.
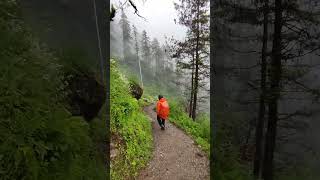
[157,115,165,128]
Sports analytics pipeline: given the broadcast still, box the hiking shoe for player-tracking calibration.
[161,126,165,130]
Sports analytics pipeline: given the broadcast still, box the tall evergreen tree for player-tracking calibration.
[151,38,162,80]
[132,25,143,88]
[173,0,210,120]
[263,0,282,179]
[254,0,269,178]
[141,30,151,60]
[119,8,132,61]
[140,30,151,78]
[212,0,320,179]
[263,0,320,179]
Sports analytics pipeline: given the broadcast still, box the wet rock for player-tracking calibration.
[129,80,143,100]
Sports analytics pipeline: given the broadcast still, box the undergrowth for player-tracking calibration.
[110,59,153,180]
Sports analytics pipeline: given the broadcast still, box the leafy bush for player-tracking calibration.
[110,60,153,180]
[0,2,106,179]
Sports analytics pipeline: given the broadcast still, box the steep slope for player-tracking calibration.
[110,60,153,179]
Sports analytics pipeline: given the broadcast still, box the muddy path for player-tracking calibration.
[137,104,210,180]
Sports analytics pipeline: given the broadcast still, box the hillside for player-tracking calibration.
[110,60,153,179]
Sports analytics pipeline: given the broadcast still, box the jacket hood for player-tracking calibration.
[159,98,166,102]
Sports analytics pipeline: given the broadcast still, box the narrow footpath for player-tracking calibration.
[137,104,210,180]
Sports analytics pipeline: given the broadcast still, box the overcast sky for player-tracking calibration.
[110,0,187,44]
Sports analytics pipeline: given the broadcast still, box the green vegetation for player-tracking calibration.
[110,60,153,179]
[0,1,106,179]
[168,100,210,155]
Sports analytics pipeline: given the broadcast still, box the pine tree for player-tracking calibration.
[140,30,151,79]
[151,38,163,80]
[262,0,282,179]
[132,25,143,88]
[141,30,151,61]
[263,1,320,179]
[212,0,320,179]
[254,0,269,178]
[119,8,132,61]
[173,0,210,120]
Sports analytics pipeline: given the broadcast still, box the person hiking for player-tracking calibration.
[156,95,169,130]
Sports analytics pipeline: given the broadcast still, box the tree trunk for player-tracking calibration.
[192,0,200,121]
[134,29,143,88]
[189,52,195,117]
[253,0,269,178]
[192,58,199,121]
[137,53,143,88]
[262,0,282,179]
[121,8,126,61]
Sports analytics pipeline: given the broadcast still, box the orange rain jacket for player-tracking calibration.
[156,98,170,120]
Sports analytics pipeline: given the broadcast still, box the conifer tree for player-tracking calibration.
[173,0,210,120]
[119,8,132,61]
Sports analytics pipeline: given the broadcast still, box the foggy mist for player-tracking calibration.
[110,0,210,114]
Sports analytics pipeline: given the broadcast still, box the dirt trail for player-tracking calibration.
[137,104,210,180]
